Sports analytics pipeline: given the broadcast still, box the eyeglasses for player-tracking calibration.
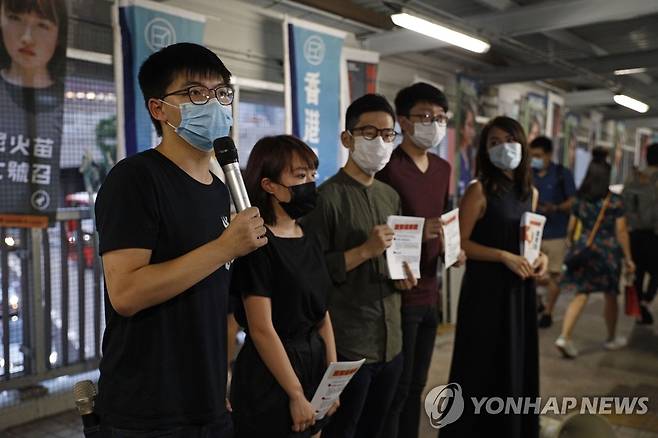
[351,125,398,142]
[161,85,234,106]
[408,113,449,126]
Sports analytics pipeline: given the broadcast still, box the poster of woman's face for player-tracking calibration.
[0,0,68,88]
[0,0,68,216]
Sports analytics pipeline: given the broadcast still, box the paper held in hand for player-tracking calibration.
[310,359,366,420]
[521,212,547,264]
[386,215,425,280]
[441,208,461,268]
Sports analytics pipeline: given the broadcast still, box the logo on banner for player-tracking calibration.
[145,18,177,51]
[425,383,464,429]
[31,190,51,211]
[303,35,325,66]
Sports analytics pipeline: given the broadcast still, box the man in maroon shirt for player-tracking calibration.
[377,82,464,438]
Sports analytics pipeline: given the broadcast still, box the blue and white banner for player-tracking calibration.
[116,0,205,157]
[285,19,345,182]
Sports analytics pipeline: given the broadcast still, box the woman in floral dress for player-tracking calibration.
[555,158,635,358]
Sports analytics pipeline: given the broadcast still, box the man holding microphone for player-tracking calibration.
[95,43,266,437]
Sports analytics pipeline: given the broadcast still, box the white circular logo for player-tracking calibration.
[425,383,465,429]
[31,190,50,211]
[144,18,177,52]
[303,35,325,66]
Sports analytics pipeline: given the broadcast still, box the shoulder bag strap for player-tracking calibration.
[586,193,611,247]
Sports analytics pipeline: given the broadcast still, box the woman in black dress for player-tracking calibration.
[230,135,339,437]
[440,117,548,438]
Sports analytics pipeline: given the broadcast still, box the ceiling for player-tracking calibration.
[250,0,658,126]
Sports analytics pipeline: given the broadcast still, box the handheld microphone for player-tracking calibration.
[214,137,251,212]
[73,380,101,437]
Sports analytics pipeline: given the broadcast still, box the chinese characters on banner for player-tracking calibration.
[304,71,321,144]
[286,19,344,182]
[0,0,68,216]
[0,135,55,184]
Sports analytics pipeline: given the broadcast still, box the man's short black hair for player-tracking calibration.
[394,82,449,116]
[529,135,553,154]
[345,94,395,131]
[647,143,658,167]
[138,43,232,136]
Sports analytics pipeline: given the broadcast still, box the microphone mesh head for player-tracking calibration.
[73,380,96,415]
[214,137,239,166]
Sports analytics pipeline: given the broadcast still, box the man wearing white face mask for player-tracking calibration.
[376,82,465,438]
[302,94,417,438]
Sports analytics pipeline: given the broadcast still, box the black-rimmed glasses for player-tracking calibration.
[161,85,234,106]
[408,113,449,126]
[351,125,398,142]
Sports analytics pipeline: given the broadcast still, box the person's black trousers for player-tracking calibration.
[321,353,403,438]
[631,230,658,303]
[381,305,439,438]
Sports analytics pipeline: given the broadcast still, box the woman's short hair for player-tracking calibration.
[244,135,318,226]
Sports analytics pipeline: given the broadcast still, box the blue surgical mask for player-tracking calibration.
[488,142,522,171]
[531,157,545,170]
[161,98,232,152]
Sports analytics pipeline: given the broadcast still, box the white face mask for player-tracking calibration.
[488,142,522,171]
[351,135,395,175]
[410,121,446,150]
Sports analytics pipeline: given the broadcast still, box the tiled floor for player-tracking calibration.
[4,410,82,437]
[4,292,658,438]
[425,291,658,438]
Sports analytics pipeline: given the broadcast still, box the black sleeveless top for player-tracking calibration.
[471,181,532,257]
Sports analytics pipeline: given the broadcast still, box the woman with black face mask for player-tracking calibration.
[229,135,339,437]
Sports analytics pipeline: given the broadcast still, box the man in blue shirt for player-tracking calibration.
[530,136,576,328]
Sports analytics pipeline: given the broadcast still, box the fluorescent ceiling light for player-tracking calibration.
[391,12,490,54]
[613,94,649,113]
[614,67,647,76]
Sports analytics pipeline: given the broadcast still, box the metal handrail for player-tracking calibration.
[0,210,104,394]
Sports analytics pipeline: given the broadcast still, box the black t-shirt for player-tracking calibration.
[231,229,328,340]
[94,148,232,429]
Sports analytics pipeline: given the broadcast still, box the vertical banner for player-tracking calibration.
[117,0,205,157]
[344,47,379,102]
[521,92,547,144]
[546,92,564,163]
[285,18,345,182]
[455,75,481,198]
[0,0,68,217]
[563,113,579,170]
[635,128,653,168]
